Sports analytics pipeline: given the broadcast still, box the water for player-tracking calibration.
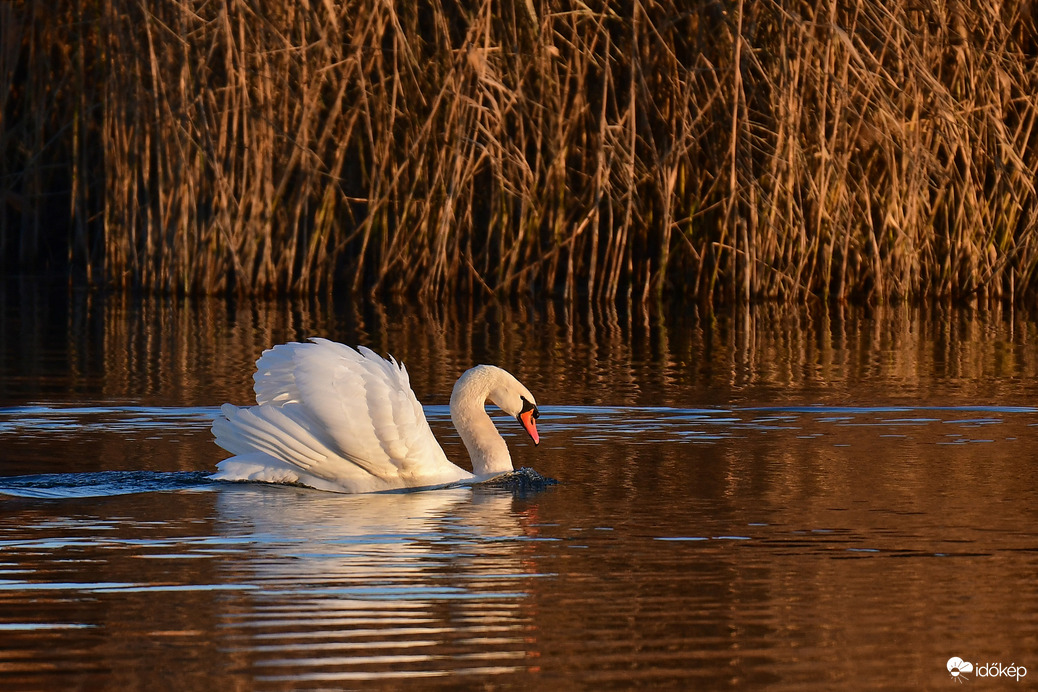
[2,281,1038,689]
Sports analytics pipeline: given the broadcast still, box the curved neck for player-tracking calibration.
[449,368,513,477]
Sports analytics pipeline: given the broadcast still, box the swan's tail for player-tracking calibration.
[211,403,410,493]
[212,403,334,474]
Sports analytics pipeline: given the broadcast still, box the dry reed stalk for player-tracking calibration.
[2,0,1038,303]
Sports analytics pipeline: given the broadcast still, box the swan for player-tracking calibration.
[210,338,541,493]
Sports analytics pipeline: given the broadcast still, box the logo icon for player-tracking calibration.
[948,657,973,683]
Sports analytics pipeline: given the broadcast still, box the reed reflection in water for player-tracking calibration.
[4,279,1038,411]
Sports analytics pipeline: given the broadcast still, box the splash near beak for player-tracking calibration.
[518,397,540,445]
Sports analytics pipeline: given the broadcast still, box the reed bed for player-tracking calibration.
[3,0,1038,302]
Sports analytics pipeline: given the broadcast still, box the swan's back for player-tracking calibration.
[212,339,471,492]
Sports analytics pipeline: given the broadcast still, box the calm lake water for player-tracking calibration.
[3,280,1038,689]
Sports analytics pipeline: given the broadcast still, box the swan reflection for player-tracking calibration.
[213,485,542,682]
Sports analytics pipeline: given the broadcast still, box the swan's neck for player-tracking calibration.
[449,367,513,477]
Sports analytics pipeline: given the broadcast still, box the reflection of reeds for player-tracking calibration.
[3,278,1037,411]
[3,1,1038,301]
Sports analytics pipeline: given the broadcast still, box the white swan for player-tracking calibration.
[210,338,540,493]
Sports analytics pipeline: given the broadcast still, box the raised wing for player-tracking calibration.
[216,339,466,491]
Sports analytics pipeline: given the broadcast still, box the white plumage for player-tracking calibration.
[211,339,540,493]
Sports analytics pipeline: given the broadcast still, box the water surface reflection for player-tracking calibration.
[4,281,1038,688]
[214,486,544,683]
[5,280,1038,412]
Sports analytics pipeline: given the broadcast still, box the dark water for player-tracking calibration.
[3,281,1038,689]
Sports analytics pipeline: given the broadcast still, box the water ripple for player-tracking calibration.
[0,471,214,498]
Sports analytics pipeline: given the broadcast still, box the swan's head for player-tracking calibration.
[453,364,540,445]
[486,369,539,446]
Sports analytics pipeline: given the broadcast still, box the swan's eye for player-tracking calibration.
[520,396,539,418]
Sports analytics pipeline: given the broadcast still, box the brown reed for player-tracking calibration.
[2,0,1038,302]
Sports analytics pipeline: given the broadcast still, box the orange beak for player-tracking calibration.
[518,408,540,445]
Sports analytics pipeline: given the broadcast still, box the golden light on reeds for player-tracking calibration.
[2,0,1037,302]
